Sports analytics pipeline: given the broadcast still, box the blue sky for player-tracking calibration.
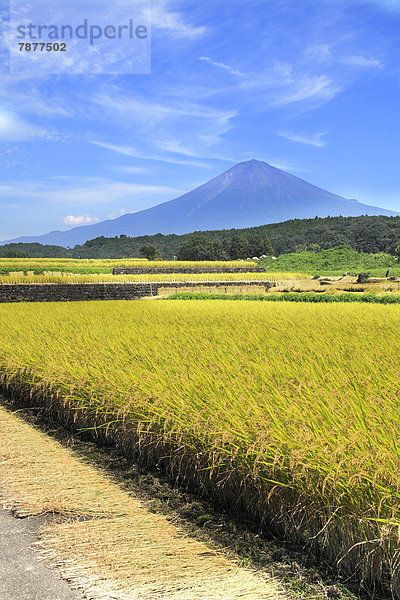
[0,0,399,240]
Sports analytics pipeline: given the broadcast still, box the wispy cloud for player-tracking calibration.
[0,109,49,141]
[199,56,244,77]
[144,0,206,38]
[278,131,327,147]
[303,44,332,63]
[114,166,150,175]
[343,55,383,68]
[89,89,237,161]
[155,139,202,158]
[0,78,73,118]
[272,74,342,105]
[233,60,343,110]
[91,141,210,167]
[92,90,236,124]
[304,45,382,70]
[0,176,181,208]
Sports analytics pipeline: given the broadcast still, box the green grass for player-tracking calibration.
[166,291,400,303]
[258,245,399,276]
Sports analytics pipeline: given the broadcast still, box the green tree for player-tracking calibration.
[247,235,265,258]
[264,235,274,256]
[228,235,249,259]
[212,239,229,261]
[139,244,162,260]
[177,234,226,260]
[395,242,400,262]
[0,250,30,258]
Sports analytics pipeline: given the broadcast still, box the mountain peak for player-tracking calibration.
[242,158,264,165]
[232,158,271,168]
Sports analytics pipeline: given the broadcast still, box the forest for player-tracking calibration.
[0,214,399,259]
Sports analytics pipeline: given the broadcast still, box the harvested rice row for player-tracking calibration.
[0,271,295,284]
[0,259,256,271]
[0,406,282,600]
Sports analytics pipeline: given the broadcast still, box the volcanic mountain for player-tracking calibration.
[3,160,398,247]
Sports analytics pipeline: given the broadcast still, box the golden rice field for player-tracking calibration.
[0,300,400,595]
[0,271,307,284]
[0,258,256,273]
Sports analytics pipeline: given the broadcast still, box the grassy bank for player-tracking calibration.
[166,291,400,303]
[259,246,399,276]
[0,300,399,595]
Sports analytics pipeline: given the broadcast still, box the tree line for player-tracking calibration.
[0,215,399,259]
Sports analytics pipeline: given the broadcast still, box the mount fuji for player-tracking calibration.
[2,160,397,247]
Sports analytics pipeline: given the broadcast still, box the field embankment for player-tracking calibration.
[0,300,399,596]
[0,280,271,303]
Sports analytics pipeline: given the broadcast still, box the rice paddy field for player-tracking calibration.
[0,270,304,284]
[0,258,256,275]
[0,299,400,596]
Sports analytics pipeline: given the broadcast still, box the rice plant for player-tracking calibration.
[0,271,306,284]
[0,300,399,595]
[0,258,257,275]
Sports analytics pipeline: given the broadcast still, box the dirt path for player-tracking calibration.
[0,509,82,600]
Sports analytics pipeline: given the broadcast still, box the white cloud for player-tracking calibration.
[92,140,237,167]
[343,55,383,68]
[63,215,100,225]
[146,1,206,38]
[92,91,236,124]
[108,208,127,219]
[237,62,342,109]
[0,109,49,141]
[278,131,327,147]
[91,141,211,167]
[91,142,143,158]
[155,138,238,162]
[199,56,244,77]
[304,45,382,70]
[156,139,202,157]
[272,75,342,105]
[0,176,181,208]
[89,91,237,161]
[304,44,332,63]
[114,166,150,175]
[0,78,73,118]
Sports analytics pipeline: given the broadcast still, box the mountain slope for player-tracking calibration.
[2,160,398,247]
